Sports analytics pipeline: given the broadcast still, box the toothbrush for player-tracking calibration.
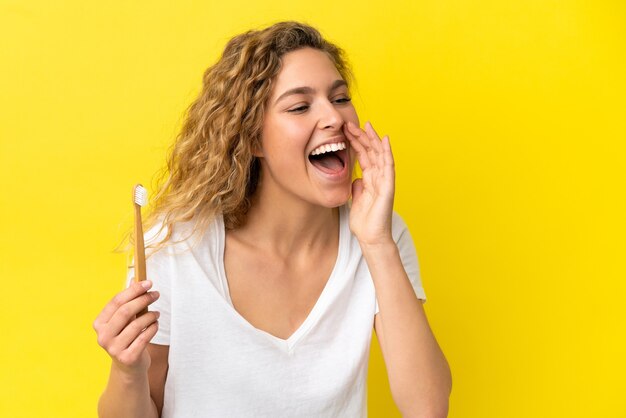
[133,184,148,316]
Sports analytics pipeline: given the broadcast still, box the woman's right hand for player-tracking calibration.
[93,280,161,376]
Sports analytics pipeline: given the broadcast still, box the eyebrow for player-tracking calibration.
[273,79,348,106]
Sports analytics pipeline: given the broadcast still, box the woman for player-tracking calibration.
[94,21,452,417]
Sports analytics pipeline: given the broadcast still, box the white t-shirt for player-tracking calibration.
[126,204,426,418]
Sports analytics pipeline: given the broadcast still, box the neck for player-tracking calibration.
[237,176,340,258]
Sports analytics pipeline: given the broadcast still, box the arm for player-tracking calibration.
[98,344,169,418]
[146,344,169,415]
[367,243,451,418]
[344,121,452,417]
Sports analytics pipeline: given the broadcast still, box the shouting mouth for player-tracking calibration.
[308,141,348,177]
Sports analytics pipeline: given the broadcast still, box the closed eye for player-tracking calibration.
[287,97,352,114]
[288,105,309,113]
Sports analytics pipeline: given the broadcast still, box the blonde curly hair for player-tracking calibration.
[121,21,355,255]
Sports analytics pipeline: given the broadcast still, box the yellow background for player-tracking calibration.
[1,1,625,417]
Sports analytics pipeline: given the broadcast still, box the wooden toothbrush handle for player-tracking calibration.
[134,203,148,316]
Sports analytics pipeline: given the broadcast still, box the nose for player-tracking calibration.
[317,99,344,130]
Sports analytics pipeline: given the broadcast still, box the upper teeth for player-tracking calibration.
[310,142,346,156]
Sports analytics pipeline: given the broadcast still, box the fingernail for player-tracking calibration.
[141,280,152,290]
[151,291,159,299]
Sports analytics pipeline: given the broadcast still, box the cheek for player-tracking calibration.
[275,116,313,141]
[262,118,310,155]
[342,106,360,126]
[286,123,314,146]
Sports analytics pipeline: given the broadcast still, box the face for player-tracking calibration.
[258,47,359,208]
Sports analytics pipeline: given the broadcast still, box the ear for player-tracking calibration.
[251,138,264,158]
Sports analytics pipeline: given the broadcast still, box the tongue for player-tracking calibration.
[310,153,343,174]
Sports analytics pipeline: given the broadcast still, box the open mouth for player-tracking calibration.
[308,142,348,175]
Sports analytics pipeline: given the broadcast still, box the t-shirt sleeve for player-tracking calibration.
[125,222,172,345]
[375,212,427,314]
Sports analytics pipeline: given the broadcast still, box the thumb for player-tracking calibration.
[351,178,364,202]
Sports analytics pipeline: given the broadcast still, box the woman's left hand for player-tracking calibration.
[343,121,395,247]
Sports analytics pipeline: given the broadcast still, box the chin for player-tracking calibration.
[318,187,352,208]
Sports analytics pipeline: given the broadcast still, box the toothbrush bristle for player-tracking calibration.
[134,185,148,206]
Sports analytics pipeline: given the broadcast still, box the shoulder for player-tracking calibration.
[144,213,222,257]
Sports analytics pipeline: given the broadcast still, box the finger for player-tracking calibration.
[365,122,388,173]
[111,311,161,354]
[343,121,363,146]
[345,121,372,151]
[346,122,377,169]
[344,123,371,169]
[362,122,384,172]
[364,121,384,154]
[106,291,160,337]
[117,322,159,367]
[94,280,153,332]
[382,135,395,169]
[347,122,381,174]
